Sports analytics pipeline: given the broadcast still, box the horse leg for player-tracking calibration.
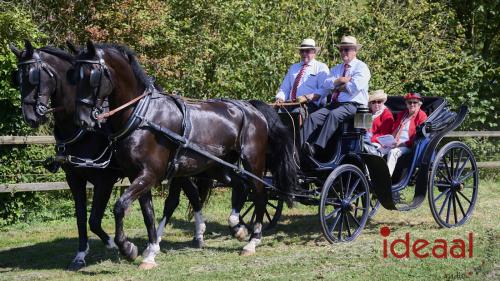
[156,179,182,242]
[66,174,89,271]
[228,174,249,241]
[88,179,116,249]
[240,151,267,256]
[138,191,160,269]
[113,172,157,263]
[182,178,206,248]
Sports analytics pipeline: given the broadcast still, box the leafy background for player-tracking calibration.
[0,0,498,224]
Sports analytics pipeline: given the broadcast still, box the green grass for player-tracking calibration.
[0,180,498,281]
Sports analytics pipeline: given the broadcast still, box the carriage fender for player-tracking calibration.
[360,153,398,210]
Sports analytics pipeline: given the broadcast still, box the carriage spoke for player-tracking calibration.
[345,214,352,237]
[249,211,256,225]
[267,202,277,209]
[442,156,453,181]
[264,209,272,223]
[241,203,255,218]
[339,176,345,199]
[328,212,342,234]
[449,148,455,177]
[435,182,451,188]
[457,190,472,204]
[349,191,366,203]
[337,213,344,240]
[438,192,451,217]
[458,169,476,183]
[437,168,451,183]
[456,155,471,179]
[347,178,361,198]
[347,211,361,227]
[345,172,352,196]
[354,197,359,218]
[433,188,450,203]
[325,208,341,220]
[455,192,467,218]
[452,192,458,224]
[445,192,453,224]
[454,149,464,178]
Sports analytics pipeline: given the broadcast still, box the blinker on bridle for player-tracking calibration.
[16,51,60,116]
[75,49,113,123]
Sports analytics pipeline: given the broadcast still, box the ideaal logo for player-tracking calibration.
[380,226,473,259]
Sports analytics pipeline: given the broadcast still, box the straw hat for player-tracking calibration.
[297,38,320,51]
[369,89,387,102]
[336,35,362,50]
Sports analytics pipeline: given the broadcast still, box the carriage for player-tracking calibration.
[239,96,479,243]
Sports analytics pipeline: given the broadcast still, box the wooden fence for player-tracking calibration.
[1,131,498,193]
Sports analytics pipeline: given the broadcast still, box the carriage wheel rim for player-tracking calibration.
[429,142,478,228]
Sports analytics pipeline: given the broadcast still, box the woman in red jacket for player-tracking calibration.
[386,92,428,175]
[367,90,394,153]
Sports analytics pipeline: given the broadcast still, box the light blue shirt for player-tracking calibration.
[276,59,329,104]
[323,58,370,106]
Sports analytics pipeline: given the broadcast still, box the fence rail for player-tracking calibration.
[1,132,499,193]
[1,131,499,145]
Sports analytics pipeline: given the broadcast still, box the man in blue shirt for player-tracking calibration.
[302,36,371,157]
[276,38,329,114]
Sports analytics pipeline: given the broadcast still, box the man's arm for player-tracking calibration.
[344,64,370,96]
[323,66,340,90]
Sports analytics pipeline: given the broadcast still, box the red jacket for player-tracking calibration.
[371,107,394,144]
[392,109,428,147]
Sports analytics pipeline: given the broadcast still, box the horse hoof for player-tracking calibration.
[67,259,85,271]
[240,249,255,256]
[122,242,138,261]
[139,261,158,270]
[192,238,204,249]
[234,226,248,242]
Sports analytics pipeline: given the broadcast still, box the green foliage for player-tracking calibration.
[0,0,498,225]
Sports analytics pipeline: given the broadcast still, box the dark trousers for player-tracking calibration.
[302,102,358,149]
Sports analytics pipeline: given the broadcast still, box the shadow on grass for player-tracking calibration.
[0,237,148,271]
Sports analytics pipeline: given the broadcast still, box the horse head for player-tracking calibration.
[10,40,75,128]
[72,40,146,130]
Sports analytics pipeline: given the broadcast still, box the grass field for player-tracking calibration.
[0,180,498,281]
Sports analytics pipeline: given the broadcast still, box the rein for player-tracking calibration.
[97,92,148,120]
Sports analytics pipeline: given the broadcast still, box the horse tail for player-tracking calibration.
[248,100,297,195]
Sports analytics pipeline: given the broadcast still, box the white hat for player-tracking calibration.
[297,38,320,50]
[369,89,387,102]
[336,35,362,50]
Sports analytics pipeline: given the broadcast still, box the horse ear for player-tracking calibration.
[24,40,34,56]
[86,39,96,55]
[66,40,79,54]
[9,43,21,58]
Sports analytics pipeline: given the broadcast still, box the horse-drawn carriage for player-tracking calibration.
[10,41,479,269]
[240,96,479,243]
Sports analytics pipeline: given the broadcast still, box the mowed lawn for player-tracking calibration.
[0,180,498,281]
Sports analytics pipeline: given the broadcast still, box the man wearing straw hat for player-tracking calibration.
[302,35,371,157]
[275,38,329,114]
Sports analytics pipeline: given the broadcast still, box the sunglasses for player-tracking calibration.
[299,49,315,53]
[370,100,384,104]
[406,100,420,105]
[340,48,355,53]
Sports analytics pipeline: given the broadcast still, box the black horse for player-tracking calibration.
[9,41,218,269]
[9,41,122,270]
[71,41,296,268]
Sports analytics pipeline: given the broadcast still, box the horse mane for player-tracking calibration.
[78,43,152,88]
[38,46,74,62]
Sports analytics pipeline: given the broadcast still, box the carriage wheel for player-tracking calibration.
[428,141,478,228]
[319,164,370,243]
[239,191,283,231]
[368,197,381,219]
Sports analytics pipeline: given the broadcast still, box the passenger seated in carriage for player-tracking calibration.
[363,89,394,155]
[275,38,329,119]
[302,35,370,157]
[384,92,427,175]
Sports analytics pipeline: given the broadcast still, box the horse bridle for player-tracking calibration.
[16,51,59,117]
[75,49,114,121]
